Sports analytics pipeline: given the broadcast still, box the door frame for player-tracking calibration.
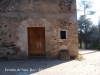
[27,27,45,57]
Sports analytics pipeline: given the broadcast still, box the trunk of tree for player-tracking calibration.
[79,39,82,48]
[79,30,82,48]
[84,5,88,49]
[85,42,88,49]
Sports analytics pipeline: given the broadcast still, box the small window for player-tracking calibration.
[60,31,66,39]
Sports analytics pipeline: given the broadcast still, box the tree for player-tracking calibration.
[98,16,100,50]
[77,0,95,15]
[77,0,95,49]
[78,15,85,48]
[87,26,99,49]
[78,15,99,49]
[78,15,93,48]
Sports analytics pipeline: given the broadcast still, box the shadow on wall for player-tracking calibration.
[0,58,73,75]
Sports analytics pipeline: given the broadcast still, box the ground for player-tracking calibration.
[0,49,100,75]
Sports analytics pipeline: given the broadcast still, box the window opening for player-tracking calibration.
[60,31,66,39]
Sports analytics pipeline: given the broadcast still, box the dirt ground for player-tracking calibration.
[0,49,100,75]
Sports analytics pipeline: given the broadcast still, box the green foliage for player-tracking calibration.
[78,15,93,32]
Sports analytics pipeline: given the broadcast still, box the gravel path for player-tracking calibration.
[0,49,100,75]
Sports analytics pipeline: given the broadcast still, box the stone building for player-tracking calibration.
[0,0,78,59]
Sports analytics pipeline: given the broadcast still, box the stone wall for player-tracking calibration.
[0,0,78,59]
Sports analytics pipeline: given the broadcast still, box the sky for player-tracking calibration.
[76,0,100,25]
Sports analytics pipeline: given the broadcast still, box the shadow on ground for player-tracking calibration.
[0,58,73,75]
[79,49,98,55]
[82,51,98,55]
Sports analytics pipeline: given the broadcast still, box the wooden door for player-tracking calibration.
[28,27,45,57]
